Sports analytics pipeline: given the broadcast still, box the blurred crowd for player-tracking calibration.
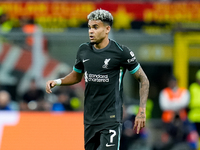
[0,77,83,112]
[0,10,85,111]
[0,11,84,111]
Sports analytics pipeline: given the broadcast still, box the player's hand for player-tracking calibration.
[133,107,146,134]
[46,80,57,94]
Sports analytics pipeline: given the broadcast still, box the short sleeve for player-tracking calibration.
[73,47,84,73]
[120,45,140,74]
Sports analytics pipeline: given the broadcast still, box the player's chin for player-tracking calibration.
[90,41,97,45]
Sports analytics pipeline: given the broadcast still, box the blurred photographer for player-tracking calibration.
[158,76,198,150]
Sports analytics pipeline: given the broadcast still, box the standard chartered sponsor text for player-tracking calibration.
[88,73,109,82]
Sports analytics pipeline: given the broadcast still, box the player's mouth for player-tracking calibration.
[89,36,94,40]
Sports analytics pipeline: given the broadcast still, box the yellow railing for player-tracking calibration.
[174,32,200,88]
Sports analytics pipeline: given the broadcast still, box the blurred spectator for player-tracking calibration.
[51,92,73,112]
[159,75,189,123]
[22,79,44,103]
[19,16,48,52]
[51,85,82,111]
[0,90,11,110]
[158,75,198,150]
[188,69,200,136]
[0,90,19,111]
[20,78,45,111]
[20,17,36,50]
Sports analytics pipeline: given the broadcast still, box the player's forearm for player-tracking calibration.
[133,67,149,109]
[60,71,83,86]
[60,77,79,85]
[139,76,149,108]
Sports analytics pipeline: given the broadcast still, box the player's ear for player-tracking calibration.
[106,25,111,34]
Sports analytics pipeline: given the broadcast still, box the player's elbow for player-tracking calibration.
[140,75,149,87]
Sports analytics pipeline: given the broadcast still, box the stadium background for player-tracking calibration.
[0,0,200,150]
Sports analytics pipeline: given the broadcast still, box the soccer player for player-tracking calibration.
[46,9,149,150]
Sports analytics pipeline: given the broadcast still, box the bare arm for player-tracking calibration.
[60,70,84,85]
[132,66,149,134]
[46,70,84,94]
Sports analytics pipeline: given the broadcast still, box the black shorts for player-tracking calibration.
[84,122,122,150]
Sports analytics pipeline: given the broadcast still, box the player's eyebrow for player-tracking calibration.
[88,24,98,28]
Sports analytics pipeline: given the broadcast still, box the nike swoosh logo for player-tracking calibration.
[106,143,115,147]
[83,59,90,63]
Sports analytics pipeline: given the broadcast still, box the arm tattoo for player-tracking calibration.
[134,67,149,108]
